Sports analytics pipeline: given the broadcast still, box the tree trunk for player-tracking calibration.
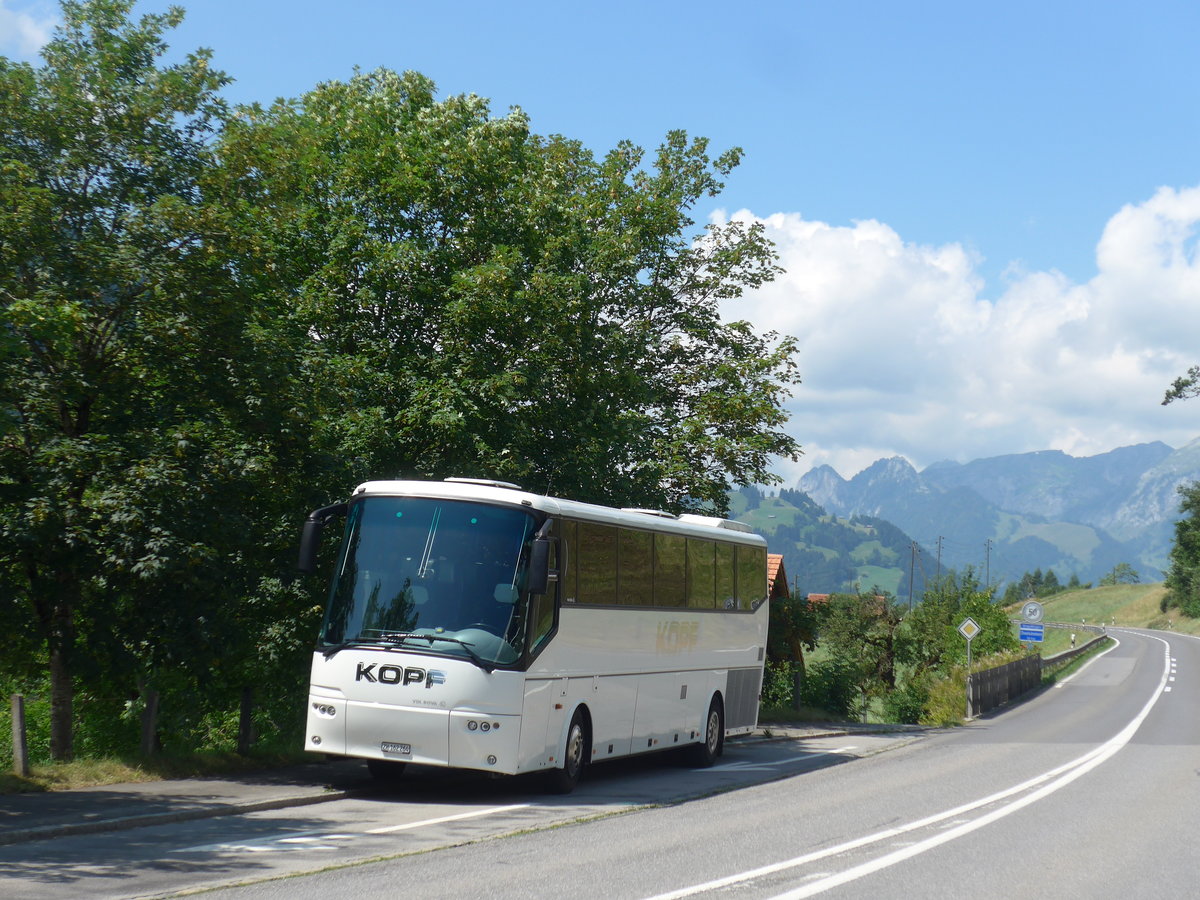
[47,572,79,761]
[48,633,74,761]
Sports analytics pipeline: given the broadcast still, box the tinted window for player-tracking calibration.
[716,543,736,610]
[560,519,579,604]
[619,529,654,605]
[578,522,617,605]
[737,544,767,609]
[686,539,716,609]
[655,533,687,607]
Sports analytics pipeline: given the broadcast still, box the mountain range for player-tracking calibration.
[732,438,1200,600]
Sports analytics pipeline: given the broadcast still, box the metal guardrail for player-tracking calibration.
[1040,622,1107,667]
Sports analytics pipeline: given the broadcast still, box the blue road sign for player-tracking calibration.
[1019,623,1045,642]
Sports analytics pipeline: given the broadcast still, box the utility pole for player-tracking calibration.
[908,542,917,609]
[984,539,992,587]
[936,536,943,581]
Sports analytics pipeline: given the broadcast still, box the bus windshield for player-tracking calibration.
[320,496,538,667]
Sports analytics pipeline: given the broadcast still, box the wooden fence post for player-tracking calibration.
[11,694,30,777]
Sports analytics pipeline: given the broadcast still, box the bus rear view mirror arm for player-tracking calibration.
[297,502,348,574]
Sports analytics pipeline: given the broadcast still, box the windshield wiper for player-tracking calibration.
[320,638,402,660]
[321,632,495,672]
[378,631,495,673]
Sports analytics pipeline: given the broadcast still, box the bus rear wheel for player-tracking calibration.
[544,710,588,794]
[685,696,724,767]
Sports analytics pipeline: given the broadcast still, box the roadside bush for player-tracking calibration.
[798,657,860,718]
[882,677,929,724]
[761,659,797,709]
[920,668,967,726]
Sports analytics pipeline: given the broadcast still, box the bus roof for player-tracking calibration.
[351,479,766,546]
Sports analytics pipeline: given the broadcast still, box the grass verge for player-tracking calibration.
[0,748,319,795]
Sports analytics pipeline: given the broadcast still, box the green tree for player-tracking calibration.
[898,568,1017,674]
[214,68,800,513]
[1164,483,1200,617]
[767,592,821,709]
[0,0,304,758]
[1163,365,1200,405]
[816,591,903,715]
[1099,562,1140,586]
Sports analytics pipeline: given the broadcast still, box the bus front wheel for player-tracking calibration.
[686,696,724,767]
[545,710,588,794]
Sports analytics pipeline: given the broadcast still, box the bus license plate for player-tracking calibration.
[381,741,411,755]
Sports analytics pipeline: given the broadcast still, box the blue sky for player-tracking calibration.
[4,0,1199,480]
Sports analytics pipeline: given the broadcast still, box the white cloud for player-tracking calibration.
[718,186,1200,481]
[0,1,56,59]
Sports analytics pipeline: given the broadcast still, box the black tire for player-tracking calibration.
[367,758,407,782]
[685,696,724,767]
[544,710,588,794]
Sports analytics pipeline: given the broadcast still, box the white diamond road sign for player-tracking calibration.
[958,617,980,641]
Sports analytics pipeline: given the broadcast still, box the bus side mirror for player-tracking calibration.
[527,520,555,595]
[527,537,551,595]
[297,503,348,574]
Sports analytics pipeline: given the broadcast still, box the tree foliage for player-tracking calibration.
[1,2,802,759]
[898,568,1019,675]
[1164,483,1200,617]
[1162,365,1200,405]
[816,592,903,709]
[214,69,799,512]
[1001,567,1071,604]
[1099,562,1140,586]
[0,0,273,758]
[766,592,821,710]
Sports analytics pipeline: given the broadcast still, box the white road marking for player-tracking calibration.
[174,833,353,854]
[365,803,531,834]
[643,635,1171,900]
[175,805,530,855]
[715,746,858,772]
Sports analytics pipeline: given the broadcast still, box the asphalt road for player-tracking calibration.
[3,628,1194,900]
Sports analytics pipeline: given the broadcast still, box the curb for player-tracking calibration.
[0,787,355,847]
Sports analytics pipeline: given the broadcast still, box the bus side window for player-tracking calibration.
[654,533,686,608]
[686,539,715,609]
[560,519,578,603]
[715,543,736,610]
[578,522,617,605]
[619,529,654,606]
[737,545,767,610]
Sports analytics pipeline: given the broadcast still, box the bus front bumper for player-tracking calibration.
[306,695,522,775]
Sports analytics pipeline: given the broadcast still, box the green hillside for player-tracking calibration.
[730,487,913,598]
[1017,582,1200,635]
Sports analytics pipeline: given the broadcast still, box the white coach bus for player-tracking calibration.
[297,477,769,792]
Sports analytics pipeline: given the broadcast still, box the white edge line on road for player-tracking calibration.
[644,633,1175,900]
[365,803,531,834]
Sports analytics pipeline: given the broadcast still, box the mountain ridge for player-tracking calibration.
[794,439,1200,587]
